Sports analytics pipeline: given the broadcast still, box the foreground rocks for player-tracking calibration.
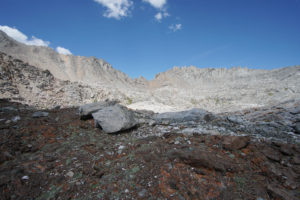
[0,99,300,199]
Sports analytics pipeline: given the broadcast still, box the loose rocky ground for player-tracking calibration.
[0,99,300,200]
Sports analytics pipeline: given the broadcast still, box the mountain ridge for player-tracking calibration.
[0,30,136,88]
[1,29,300,113]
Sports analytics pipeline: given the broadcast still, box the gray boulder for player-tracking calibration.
[92,104,137,134]
[79,101,117,120]
[155,108,208,124]
[289,106,300,115]
[32,111,49,118]
[227,115,244,124]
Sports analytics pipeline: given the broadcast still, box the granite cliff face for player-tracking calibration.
[1,30,300,112]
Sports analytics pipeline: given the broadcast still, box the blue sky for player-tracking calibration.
[0,0,300,80]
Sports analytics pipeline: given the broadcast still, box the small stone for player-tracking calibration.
[222,136,250,151]
[174,141,180,145]
[21,176,29,180]
[227,115,243,124]
[290,106,300,115]
[1,107,17,112]
[138,119,146,124]
[66,171,74,178]
[149,120,156,126]
[53,105,60,110]
[105,161,111,166]
[118,145,125,150]
[229,154,235,159]
[5,120,11,124]
[124,189,129,193]
[138,189,148,197]
[11,116,20,122]
[32,111,49,118]
[204,113,215,122]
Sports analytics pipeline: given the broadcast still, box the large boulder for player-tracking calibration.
[79,101,117,120]
[92,104,137,134]
[154,108,208,124]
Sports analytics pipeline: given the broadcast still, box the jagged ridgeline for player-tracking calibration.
[1,30,300,112]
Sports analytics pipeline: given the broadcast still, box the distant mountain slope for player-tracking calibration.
[145,65,300,112]
[0,52,130,108]
[150,65,300,89]
[0,30,136,89]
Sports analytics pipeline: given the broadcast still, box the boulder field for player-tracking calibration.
[1,99,299,199]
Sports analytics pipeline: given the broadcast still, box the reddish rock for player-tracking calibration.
[167,148,237,172]
[222,136,250,151]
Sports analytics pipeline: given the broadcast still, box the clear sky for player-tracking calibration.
[0,0,300,80]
